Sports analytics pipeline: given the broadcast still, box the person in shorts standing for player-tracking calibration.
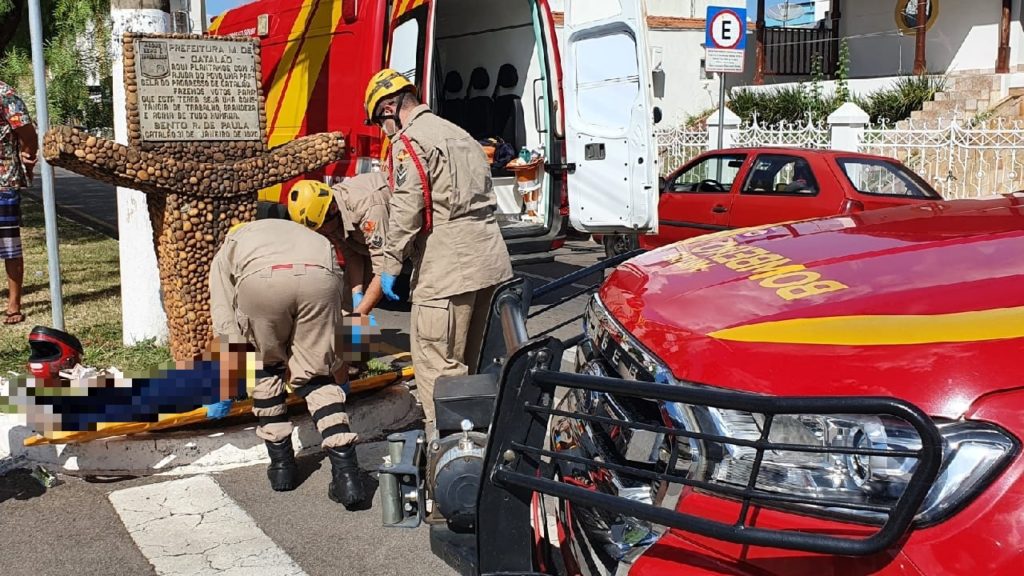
[0,81,38,325]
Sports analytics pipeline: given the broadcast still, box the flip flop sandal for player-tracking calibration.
[4,311,25,325]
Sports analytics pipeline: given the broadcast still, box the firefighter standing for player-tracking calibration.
[208,182,367,508]
[363,69,513,428]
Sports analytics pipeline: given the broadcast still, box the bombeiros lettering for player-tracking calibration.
[683,235,849,301]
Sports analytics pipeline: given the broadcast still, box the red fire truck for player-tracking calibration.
[210,0,662,255]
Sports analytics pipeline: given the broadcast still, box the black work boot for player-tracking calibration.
[326,445,367,509]
[265,438,298,492]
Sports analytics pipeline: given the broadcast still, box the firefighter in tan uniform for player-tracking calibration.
[208,181,367,509]
[363,69,513,428]
[312,171,393,316]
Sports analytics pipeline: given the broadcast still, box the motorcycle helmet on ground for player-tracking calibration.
[28,326,84,380]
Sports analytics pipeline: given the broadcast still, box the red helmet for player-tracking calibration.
[28,326,84,380]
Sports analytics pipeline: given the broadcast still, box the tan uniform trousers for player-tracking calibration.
[410,284,498,424]
[236,264,358,449]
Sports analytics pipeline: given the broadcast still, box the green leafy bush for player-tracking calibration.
[728,75,944,127]
[726,37,945,128]
[857,75,946,125]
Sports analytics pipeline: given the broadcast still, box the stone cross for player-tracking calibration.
[42,33,348,360]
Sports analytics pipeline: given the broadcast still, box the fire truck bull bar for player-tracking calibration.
[464,337,944,574]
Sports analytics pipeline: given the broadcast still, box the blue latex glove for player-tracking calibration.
[351,314,378,345]
[204,399,233,420]
[368,314,378,327]
[340,380,351,395]
[352,291,364,309]
[381,273,400,301]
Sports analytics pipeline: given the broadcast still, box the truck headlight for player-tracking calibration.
[690,408,1016,525]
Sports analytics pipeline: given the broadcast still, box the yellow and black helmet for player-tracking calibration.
[364,68,415,121]
[287,180,334,230]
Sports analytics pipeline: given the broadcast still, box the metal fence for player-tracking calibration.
[859,117,1024,199]
[732,114,831,149]
[656,127,708,175]
[654,112,1024,198]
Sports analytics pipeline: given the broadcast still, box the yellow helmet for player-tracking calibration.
[364,68,414,121]
[287,180,334,230]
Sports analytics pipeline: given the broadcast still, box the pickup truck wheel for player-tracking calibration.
[603,234,639,259]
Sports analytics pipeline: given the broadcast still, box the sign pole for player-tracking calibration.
[27,0,65,330]
[717,74,726,150]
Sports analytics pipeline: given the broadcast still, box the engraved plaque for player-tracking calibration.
[135,37,261,142]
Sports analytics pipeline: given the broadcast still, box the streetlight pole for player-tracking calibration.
[27,0,65,330]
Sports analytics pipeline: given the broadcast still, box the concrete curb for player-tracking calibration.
[1,384,423,477]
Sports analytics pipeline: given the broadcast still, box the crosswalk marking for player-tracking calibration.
[108,475,308,576]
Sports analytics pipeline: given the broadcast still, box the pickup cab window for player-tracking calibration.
[837,158,941,199]
[742,154,819,196]
[668,154,746,193]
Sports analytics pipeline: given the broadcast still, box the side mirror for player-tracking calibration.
[653,107,663,125]
[659,176,669,192]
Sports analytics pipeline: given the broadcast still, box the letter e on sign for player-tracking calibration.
[705,6,747,74]
[711,12,742,49]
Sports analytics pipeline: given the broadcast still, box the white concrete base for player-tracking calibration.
[1,384,423,478]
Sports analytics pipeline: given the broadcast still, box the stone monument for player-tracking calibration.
[43,33,348,360]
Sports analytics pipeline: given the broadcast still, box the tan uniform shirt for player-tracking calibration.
[209,218,342,341]
[331,171,392,277]
[383,105,513,303]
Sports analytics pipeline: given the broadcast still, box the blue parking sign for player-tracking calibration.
[706,6,747,73]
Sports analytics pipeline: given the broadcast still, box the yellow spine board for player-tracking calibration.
[22,366,415,446]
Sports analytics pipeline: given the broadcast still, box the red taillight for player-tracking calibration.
[559,187,569,217]
[841,198,865,214]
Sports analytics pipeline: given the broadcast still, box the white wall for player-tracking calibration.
[841,0,1002,76]
[548,0,743,19]
[1009,0,1024,71]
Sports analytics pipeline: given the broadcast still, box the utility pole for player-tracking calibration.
[27,0,65,330]
[111,0,171,346]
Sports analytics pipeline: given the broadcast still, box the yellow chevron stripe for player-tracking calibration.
[257,0,344,201]
[708,306,1024,346]
[265,1,335,147]
[393,0,427,23]
[209,13,227,34]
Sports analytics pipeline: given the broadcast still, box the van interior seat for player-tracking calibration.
[442,71,466,127]
[492,63,526,152]
[465,67,494,140]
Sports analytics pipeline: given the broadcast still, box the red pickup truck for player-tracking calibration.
[381,193,1024,576]
[603,147,942,257]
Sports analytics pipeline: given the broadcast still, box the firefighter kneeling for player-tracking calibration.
[208,181,368,509]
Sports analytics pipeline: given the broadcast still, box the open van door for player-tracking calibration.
[563,0,658,235]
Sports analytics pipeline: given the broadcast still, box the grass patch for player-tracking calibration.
[0,196,172,375]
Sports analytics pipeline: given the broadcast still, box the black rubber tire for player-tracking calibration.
[602,234,639,259]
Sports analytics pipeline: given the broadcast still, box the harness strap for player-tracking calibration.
[388,134,434,234]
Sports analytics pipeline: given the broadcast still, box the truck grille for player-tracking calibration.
[478,337,944,560]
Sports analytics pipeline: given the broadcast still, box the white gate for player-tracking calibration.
[656,127,708,176]
[733,114,830,149]
[859,117,1024,199]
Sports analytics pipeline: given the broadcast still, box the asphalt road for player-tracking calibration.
[1,170,609,575]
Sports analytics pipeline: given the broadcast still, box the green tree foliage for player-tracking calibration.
[0,0,112,129]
